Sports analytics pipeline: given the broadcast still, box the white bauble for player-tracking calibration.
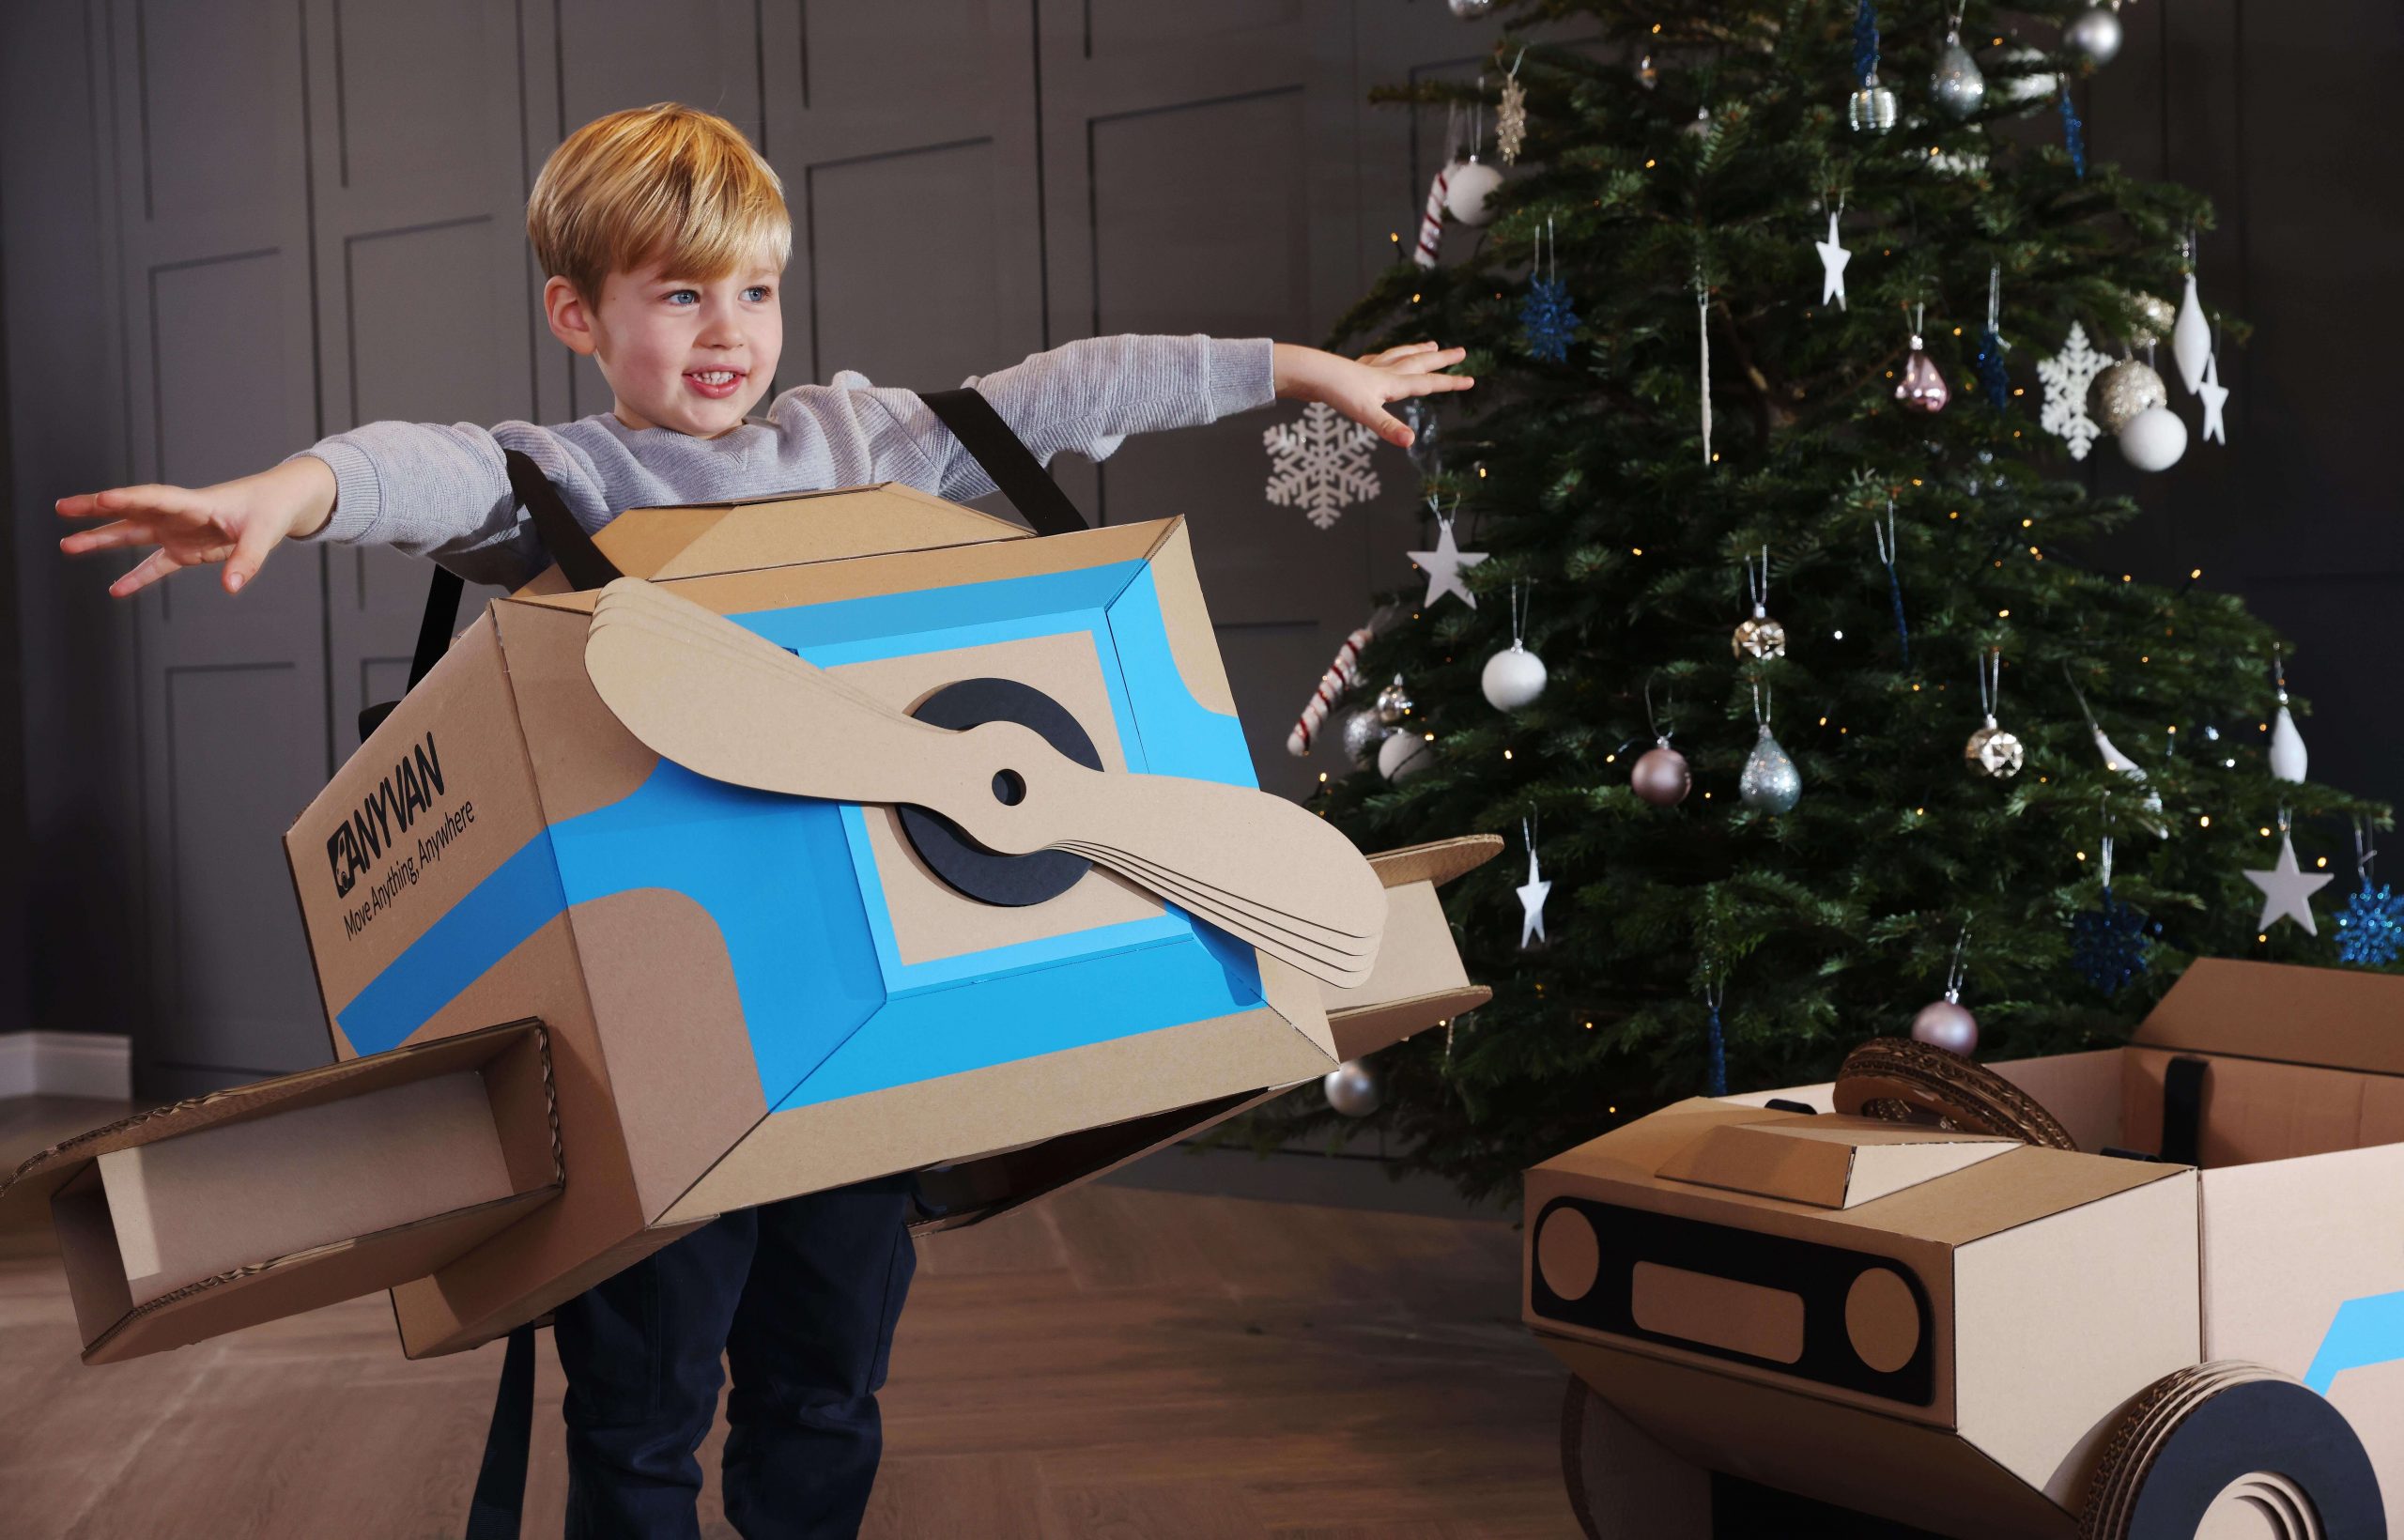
[1480,642,1549,711]
[1446,159,1503,225]
[1378,731,1433,783]
[2063,4,2123,66]
[1323,1059,1382,1117]
[2118,406,2189,471]
[2270,704,2308,784]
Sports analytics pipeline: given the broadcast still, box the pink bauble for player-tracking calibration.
[1631,743,1691,807]
[1910,998,1980,1056]
[1896,343,1949,413]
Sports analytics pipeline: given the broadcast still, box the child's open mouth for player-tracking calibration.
[685,368,745,399]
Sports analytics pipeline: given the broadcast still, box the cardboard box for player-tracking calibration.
[0,482,1495,1369]
[1526,959,2404,1538]
[0,1019,559,1363]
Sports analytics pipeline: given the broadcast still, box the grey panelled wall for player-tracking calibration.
[3,0,2396,1097]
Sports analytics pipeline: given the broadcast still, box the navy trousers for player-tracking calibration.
[549,1176,918,1540]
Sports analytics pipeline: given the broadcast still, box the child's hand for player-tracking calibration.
[56,456,338,597]
[1272,340,1473,449]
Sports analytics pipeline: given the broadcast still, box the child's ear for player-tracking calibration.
[543,276,600,358]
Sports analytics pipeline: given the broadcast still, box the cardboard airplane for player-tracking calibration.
[4,473,1496,1364]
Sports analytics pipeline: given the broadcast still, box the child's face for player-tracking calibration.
[557,251,783,438]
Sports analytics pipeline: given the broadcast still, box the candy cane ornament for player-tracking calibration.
[1414,162,1453,270]
[1287,623,1379,757]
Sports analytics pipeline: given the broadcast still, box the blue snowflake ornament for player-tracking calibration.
[2336,883,2404,968]
[2071,887,2152,994]
[1520,277,1580,363]
[1974,327,2011,409]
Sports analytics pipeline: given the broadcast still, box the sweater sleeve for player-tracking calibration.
[289,419,617,590]
[764,333,1276,503]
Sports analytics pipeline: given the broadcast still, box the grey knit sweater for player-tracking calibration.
[298,333,1275,589]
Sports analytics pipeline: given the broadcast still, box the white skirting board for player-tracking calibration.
[0,1032,133,1100]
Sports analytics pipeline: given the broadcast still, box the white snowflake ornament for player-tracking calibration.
[1263,402,1380,530]
[2037,321,2107,460]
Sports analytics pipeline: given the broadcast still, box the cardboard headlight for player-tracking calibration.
[6,482,1496,1363]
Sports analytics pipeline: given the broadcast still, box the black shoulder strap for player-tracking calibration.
[461,1321,537,1540]
[2159,1055,2210,1165]
[356,450,621,742]
[918,387,1089,536]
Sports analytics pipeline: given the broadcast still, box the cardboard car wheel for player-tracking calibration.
[1561,1373,1713,1540]
[1832,1037,2079,1149]
[2079,1363,2384,1540]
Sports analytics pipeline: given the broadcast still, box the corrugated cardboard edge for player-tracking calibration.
[1364,834,1504,890]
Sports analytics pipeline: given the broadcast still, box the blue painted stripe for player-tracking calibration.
[336,833,568,1056]
[2305,1290,2404,1394]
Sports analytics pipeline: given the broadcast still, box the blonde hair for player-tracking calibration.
[528,103,790,300]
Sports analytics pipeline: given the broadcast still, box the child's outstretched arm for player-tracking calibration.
[808,335,1471,506]
[54,456,338,597]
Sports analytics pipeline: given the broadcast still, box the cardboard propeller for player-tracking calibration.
[582,577,1388,985]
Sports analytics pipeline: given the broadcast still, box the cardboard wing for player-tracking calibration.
[15,485,1498,1364]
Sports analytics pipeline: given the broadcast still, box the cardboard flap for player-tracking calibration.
[0,1019,555,1223]
[1656,1116,2017,1209]
[509,484,1032,594]
[2134,957,2404,1075]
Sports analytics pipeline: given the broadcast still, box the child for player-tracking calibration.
[57,103,1472,1539]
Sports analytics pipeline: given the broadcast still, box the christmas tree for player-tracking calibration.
[1249,1,2391,1206]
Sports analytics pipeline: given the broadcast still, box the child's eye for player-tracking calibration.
[665,289,699,305]
[744,285,773,302]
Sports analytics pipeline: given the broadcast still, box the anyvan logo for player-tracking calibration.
[326,732,446,899]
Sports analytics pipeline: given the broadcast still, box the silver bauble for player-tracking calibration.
[1339,706,1390,769]
[2125,291,2177,344]
[1732,612,1787,660]
[1446,158,1503,226]
[2118,405,2188,472]
[1930,32,1987,120]
[1378,730,1433,783]
[1445,0,1494,17]
[1965,718,2025,778]
[1631,741,1691,807]
[2092,357,2167,434]
[1910,996,1980,1056]
[1480,642,1549,712]
[2063,4,2123,67]
[1847,76,1899,134]
[1375,674,1413,726]
[1323,1058,1383,1116]
[1738,726,1802,813]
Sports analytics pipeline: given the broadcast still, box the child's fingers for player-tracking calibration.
[1362,406,1412,447]
[58,519,158,556]
[1393,371,1476,399]
[1357,341,1443,368]
[92,484,209,519]
[108,548,189,599]
[1386,346,1470,376]
[224,518,284,595]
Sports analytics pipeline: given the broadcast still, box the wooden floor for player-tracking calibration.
[0,1097,1575,1539]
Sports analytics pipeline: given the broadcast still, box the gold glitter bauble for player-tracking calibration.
[1732,613,1787,659]
[2124,291,2177,343]
[2092,357,2167,434]
[1965,721,2025,778]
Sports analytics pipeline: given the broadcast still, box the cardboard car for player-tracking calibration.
[1525,959,2404,1540]
[4,477,1497,1365]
